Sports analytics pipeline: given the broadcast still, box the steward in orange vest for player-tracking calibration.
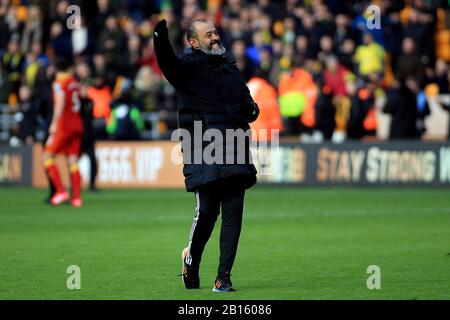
[247,75,282,142]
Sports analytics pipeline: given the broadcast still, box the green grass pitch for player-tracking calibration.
[0,186,449,300]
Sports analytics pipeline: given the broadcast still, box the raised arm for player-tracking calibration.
[153,20,187,90]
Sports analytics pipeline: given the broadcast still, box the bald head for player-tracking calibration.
[187,19,212,41]
[186,19,226,55]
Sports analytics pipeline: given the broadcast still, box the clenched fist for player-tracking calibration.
[154,19,168,39]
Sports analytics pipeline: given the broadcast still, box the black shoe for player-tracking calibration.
[213,272,235,292]
[180,247,199,289]
[89,186,99,192]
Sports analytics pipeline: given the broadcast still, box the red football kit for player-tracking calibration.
[44,73,83,206]
[45,74,83,155]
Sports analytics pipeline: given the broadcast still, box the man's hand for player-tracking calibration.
[154,19,168,39]
[241,102,260,123]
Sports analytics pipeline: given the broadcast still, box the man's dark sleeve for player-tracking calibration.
[240,84,260,123]
[153,20,187,91]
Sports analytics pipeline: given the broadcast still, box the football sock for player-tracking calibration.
[44,159,65,194]
[70,164,82,200]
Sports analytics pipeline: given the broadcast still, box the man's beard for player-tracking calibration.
[199,41,226,56]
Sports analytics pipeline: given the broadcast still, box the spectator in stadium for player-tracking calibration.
[16,85,38,145]
[0,6,11,55]
[94,0,114,39]
[225,17,248,45]
[231,39,254,82]
[401,7,429,62]
[257,0,283,18]
[23,49,43,91]
[281,16,297,45]
[224,0,242,19]
[122,34,142,79]
[30,42,50,68]
[312,2,335,39]
[334,14,358,50]
[2,35,23,99]
[432,59,449,94]
[294,34,315,61]
[346,74,373,140]
[258,47,273,81]
[51,0,70,26]
[245,31,270,68]
[247,69,282,142]
[122,15,139,39]
[139,39,162,78]
[395,37,425,86]
[332,87,355,143]
[153,19,259,293]
[74,60,92,86]
[92,53,116,88]
[323,55,349,97]
[354,32,385,77]
[383,78,426,139]
[270,43,295,86]
[317,35,335,63]
[87,73,112,140]
[97,15,127,74]
[106,79,144,141]
[278,62,317,136]
[337,37,356,72]
[360,75,379,137]
[134,65,161,113]
[49,21,72,60]
[20,5,43,54]
[314,84,335,141]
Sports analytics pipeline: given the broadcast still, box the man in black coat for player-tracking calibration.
[383,78,429,139]
[153,19,259,292]
[79,85,98,191]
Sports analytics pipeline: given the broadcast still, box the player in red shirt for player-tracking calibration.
[43,58,84,207]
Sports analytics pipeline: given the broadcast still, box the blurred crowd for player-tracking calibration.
[1,0,450,145]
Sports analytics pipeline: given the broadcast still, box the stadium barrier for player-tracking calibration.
[256,141,450,187]
[0,145,32,186]
[32,141,184,188]
[4,141,448,188]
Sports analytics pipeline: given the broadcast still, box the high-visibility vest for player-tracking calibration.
[247,77,283,141]
[359,89,377,131]
[278,68,318,128]
[87,86,112,120]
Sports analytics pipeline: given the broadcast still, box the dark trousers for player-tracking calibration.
[186,177,245,275]
[82,139,97,189]
[43,133,56,198]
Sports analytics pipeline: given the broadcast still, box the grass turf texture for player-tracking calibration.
[0,187,449,300]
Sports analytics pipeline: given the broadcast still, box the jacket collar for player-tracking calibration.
[183,47,227,65]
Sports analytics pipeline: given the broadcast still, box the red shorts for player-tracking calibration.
[45,130,83,156]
